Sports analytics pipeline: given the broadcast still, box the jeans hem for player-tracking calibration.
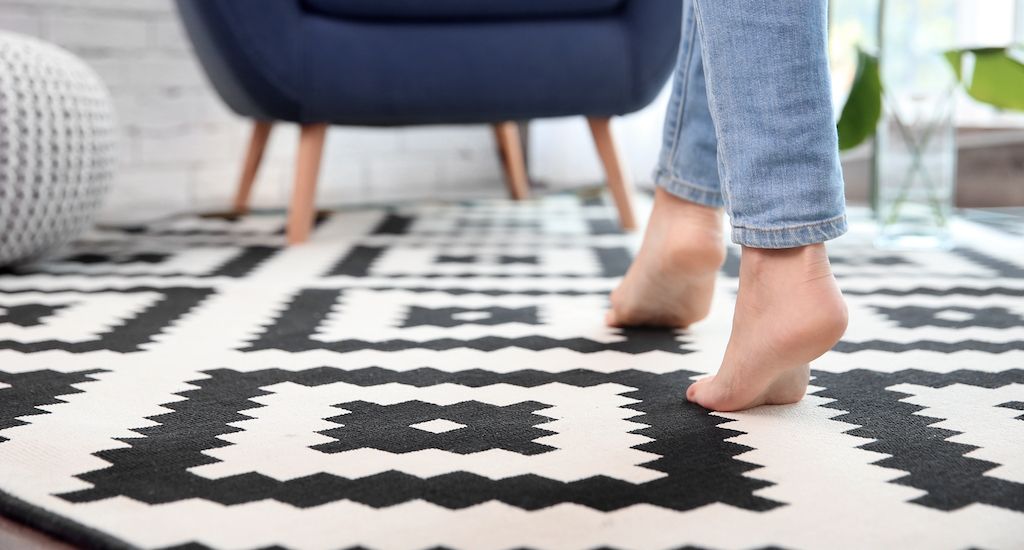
[731,214,848,248]
[653,170,725,209]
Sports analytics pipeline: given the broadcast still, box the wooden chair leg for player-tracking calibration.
[286,123,328,245]
[234,120,273,214]
[587,117,637,230]
[492,122,530,200]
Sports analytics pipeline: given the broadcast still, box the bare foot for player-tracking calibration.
[606,187,726,328]
[686,244,848,411]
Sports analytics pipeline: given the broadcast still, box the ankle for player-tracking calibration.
[738,244,848,341]
[740,243,832,279]
[653,187,723,230]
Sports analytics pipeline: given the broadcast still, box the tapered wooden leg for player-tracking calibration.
[234,120,273,214]
[587,117,637,230]
[286,123,328,245]
[492,122,530,200]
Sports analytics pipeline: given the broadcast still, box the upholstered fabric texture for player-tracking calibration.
[174,0,681,124]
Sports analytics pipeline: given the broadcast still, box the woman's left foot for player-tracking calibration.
[686,244,848,411]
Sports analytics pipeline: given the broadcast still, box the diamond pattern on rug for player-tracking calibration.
[59,368,772,512]
[0,303,69,326]
[0,369,101,442]
[0,287,212,352]
[836,292,1024,352]
[326,243,631,278]
[813,369,1024,511]
[312,399,554,455]
[0,195,1021,550]
[245,288,690,353]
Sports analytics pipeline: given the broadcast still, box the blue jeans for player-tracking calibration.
[653,0,847,248]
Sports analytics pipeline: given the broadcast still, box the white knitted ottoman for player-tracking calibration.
[0,31,114,266]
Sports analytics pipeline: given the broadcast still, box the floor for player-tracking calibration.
[0,514,72,549]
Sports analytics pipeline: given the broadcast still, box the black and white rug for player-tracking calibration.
[0,193,1022,549]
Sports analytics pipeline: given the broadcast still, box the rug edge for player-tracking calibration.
[0,489,138,550]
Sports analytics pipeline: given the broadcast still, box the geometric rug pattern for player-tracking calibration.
[0,193,1021,549]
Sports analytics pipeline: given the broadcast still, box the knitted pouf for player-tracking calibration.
[0,31,114,266]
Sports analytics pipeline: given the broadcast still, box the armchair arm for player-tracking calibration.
[620,0,682,112]
[176,0,304,121]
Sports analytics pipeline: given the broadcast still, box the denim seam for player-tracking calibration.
[666,12,699,163]
[689,0,734,217]
[731,214,848,248]
[731,213,849,233]
[653,170,724,208]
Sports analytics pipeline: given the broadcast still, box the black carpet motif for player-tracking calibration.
[59,368,772,512]
[0,195,1021,549]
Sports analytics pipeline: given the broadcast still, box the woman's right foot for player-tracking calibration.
[606,187,726,329]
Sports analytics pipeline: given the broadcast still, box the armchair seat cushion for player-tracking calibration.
[300,0,624,21]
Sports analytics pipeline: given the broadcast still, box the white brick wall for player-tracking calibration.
[0,0,667,223]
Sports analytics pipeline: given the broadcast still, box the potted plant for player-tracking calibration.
[835,1,1024,249]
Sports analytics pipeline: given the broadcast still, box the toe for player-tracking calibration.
[604,309,620,327]
[686,376,713,403]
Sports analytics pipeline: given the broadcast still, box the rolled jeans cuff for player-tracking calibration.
[653,169,725,209]
[731,214,848,249]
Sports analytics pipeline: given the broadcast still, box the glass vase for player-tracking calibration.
[872,0,957,250]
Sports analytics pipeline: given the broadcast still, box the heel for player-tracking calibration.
[762,363,810,405]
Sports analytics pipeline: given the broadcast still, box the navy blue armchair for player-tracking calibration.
[176,0,681,243]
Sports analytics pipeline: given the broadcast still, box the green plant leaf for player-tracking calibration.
[946,47,1024,111]
[944,50,963,81]
[837,48,882,151]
